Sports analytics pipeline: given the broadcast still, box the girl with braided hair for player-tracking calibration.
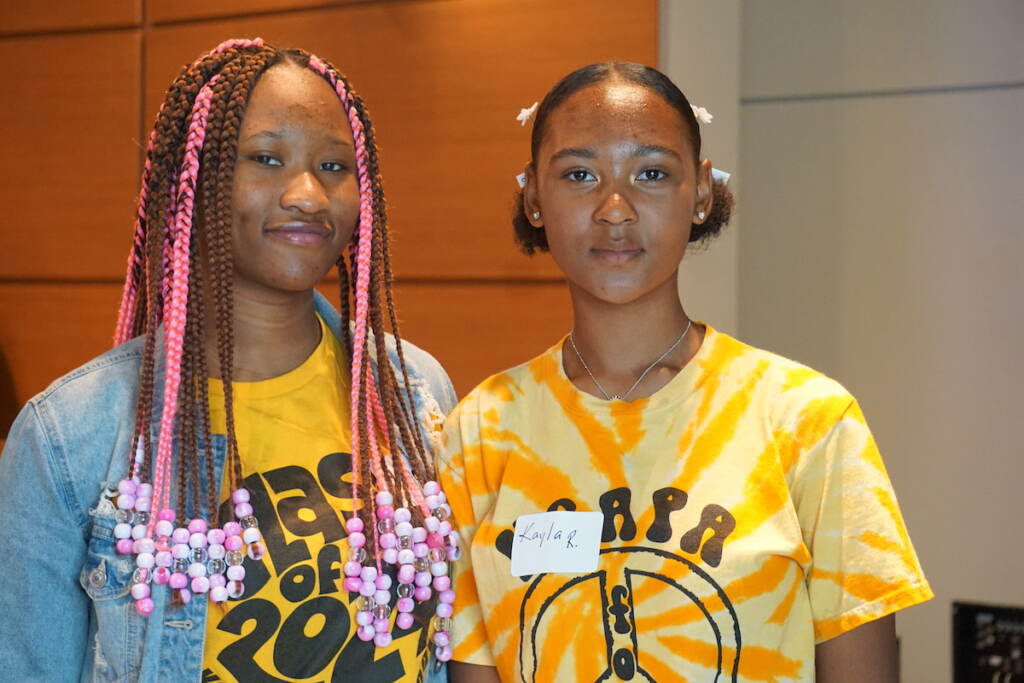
[0,38,459,682]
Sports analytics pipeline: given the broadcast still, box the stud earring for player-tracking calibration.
[697,211,706,221]
[532,211,541,220]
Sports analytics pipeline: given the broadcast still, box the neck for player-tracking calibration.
[564,274,701,399]
[204,280,321,382]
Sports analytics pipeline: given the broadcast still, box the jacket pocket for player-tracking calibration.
[78,510,143,681]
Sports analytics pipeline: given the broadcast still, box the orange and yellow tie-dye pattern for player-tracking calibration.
[438,325,931,682]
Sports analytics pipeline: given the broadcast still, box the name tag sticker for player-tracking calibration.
[510,511,603,577]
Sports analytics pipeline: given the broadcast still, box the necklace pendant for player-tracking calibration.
[610,394,623,401]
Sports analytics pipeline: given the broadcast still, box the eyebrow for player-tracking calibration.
[549,143,682,163]
[243,129,351,147]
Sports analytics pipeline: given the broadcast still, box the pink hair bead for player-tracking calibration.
[376,506,394,520]
[241,528,261,544]
[396,612,415,630]
[430,562,449,577]
[435,645,453,662]
[187,519,208,534]
[231,488,250,504]
[411,527,427,543]
[171,528,190,545]
[171,544,190,559]
[435,602,453,619]
[246,541,266,560]
[374,632,392,648]
[224,535,243,551]
[413,543,428,559]
[375,574,392,591]
[424,516,440,533]
[383,548,399,564]
[157,508,175,522]
[222,521,242,537]
[207,528,225,545]
[395,521,413,537]
[433,631,450,647]
[397,549,415,566]
[343,561,361,577]
[414,585,432,602]
[360,566,377,582]
[136,538,155,555]
[356,610,373,627]
[426,532,444,549]
[131,583,150,600]
[394,508,411,524]
[346,517,364,534]
[207,544,225,560]
[210,586,229,603]
[227,581,245,599]
[438,521,452,536]
[187,562,206,578]
[191,576,210,593]
[373,590,390,606]
[344,577,362,593]
[135,497,151,512]
[155,551,173,567]
[188,532,208,549]
[359,582,376,598]
[375,491,393,506]
[178,588,192,605]
[134,598,154,616]
[374,618,389,634]
[153,567,170,585]
[425,495,440,509]
[398,564,415,584]
[114,523,132,540]
[433,576,451,592]
[155,520,174,538]
[234,502,253,518]
[379,533,397,549]
[136,553,155,569]
[423,481,440,496]
[169,572,188,590]
[118,479,137,496]
[414,571,432,587]
[208,574,226,589]
[348,531,366,549]
[397,597,414,613]
[131,524,148,541]
[136,483,153,499]
[357,625,375,642]
[226,565,246,582]
[447,546,462,562]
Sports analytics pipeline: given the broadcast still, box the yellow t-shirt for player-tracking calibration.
[202,317,431,682]
[437,325,932,682]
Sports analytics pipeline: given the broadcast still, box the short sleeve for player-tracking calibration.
[789,399,933,642]
[435,401,496,666]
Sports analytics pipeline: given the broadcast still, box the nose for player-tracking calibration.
[281,170,329,214]
[593,190,638,227]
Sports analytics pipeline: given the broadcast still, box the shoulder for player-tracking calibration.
[29,336,145,418]
[384,333,458,414]
[707,327,857,430]
[445,345,557,427]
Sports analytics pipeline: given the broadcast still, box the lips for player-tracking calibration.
[591,247,643,265]
[265,221,331,245]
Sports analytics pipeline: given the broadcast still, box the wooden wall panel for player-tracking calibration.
[0,1,140,34]
[146,0,658,280]
[0,284,122,432]
[148,0,336,25]
[0,31,141,279]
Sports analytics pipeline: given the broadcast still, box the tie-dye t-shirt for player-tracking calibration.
[437,325,932,682]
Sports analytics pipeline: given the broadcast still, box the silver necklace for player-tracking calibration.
[568,319,693,401]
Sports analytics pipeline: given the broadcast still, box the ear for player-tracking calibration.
[692,158,714,224]
[522,164,543,227]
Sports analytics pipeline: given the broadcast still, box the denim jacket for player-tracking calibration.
[0,293,456,682]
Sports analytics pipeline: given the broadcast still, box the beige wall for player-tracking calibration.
[740,1,1024,680]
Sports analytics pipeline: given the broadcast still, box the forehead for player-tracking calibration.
[240,63,353,142]
[541,81,692,156]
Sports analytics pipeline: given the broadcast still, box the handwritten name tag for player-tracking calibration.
[510,511,603,577]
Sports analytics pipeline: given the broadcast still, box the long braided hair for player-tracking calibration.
[113,39,449,617]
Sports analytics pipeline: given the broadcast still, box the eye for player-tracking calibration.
[320,161,347,173]
[253,154,282,167]
[564,169,596,183]
[637,168,667,182]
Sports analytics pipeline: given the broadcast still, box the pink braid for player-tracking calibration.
[148,78,218,533]
[113,130,157,346]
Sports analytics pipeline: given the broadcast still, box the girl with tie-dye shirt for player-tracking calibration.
[437,62,932,683]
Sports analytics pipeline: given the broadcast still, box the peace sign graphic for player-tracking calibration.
[517,546,741,682]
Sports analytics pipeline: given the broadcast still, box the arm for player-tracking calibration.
[449,661,502,683]
[0,402,90,679]
[815,614,898,683]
